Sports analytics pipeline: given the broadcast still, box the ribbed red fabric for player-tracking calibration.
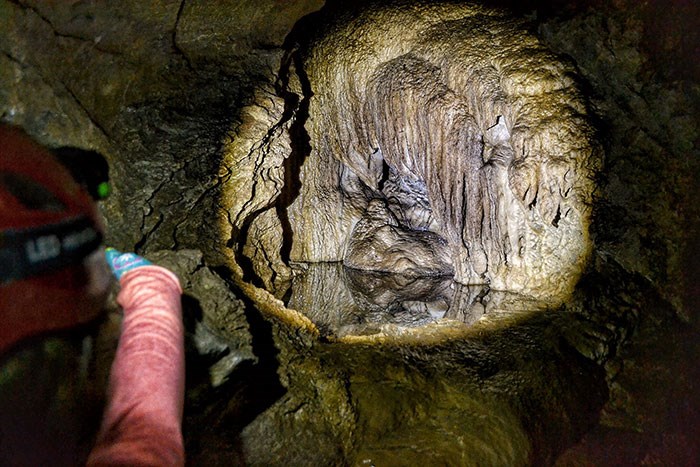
[87,265,185,466]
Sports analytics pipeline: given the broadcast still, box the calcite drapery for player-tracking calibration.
[221,1,601,305]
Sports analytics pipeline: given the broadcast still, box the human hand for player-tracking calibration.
[105,248,152,281]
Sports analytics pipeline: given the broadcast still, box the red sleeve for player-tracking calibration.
[87,265,185,466]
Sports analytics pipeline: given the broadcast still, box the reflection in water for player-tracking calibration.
[285,263,549,337]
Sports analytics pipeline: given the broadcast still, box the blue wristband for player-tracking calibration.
[105,248,152,280]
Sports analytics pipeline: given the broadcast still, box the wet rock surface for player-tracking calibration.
[147,249,254,386]
[286,262,554,338]
[223,0,601,303]
[344,198,455,277]
[1,0,698,465]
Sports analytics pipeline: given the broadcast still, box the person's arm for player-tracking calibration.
[88,252,185,466]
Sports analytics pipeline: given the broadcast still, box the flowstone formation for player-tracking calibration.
[221,0,601,317]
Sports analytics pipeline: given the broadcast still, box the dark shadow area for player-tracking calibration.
[181,278,286,465]
[52,147,110,201]
[233,22,315,285]
[275,47,312,266]
[321,0,699,84]
[232,207,272,289]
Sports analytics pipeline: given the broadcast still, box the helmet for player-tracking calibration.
[0,125,110,354]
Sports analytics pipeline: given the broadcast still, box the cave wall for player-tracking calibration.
[1,0,694,321]
[535,0,700,325]
[222,1,602,304]
[0,0,323,265]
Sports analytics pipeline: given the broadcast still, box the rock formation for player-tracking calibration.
[222,1,601,304]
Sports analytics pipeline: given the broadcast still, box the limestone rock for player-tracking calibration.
[147,249,254,386]
[221,0,602,305]
[344,198,454,277]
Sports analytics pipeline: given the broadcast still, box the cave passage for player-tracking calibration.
[220,1,600,337]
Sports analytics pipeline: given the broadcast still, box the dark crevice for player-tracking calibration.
[233,206,271,289]
[134,172,174,253]
[528,187,539,210]
[171,0,194,70]
[233,33,314,280]
[60,82,111,138]
[231,117,292,232]
[1,51,25,69]
[378,159,391,192]
[552,204,562,227]
[182,272,286,464]
[275,47,313,266]
[135,212,164,254]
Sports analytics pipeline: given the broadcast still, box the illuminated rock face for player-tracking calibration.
[222,1,601,304]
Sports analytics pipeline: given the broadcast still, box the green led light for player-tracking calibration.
[97,182,111,199]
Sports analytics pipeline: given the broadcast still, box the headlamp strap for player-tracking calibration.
[0,216,102,284]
